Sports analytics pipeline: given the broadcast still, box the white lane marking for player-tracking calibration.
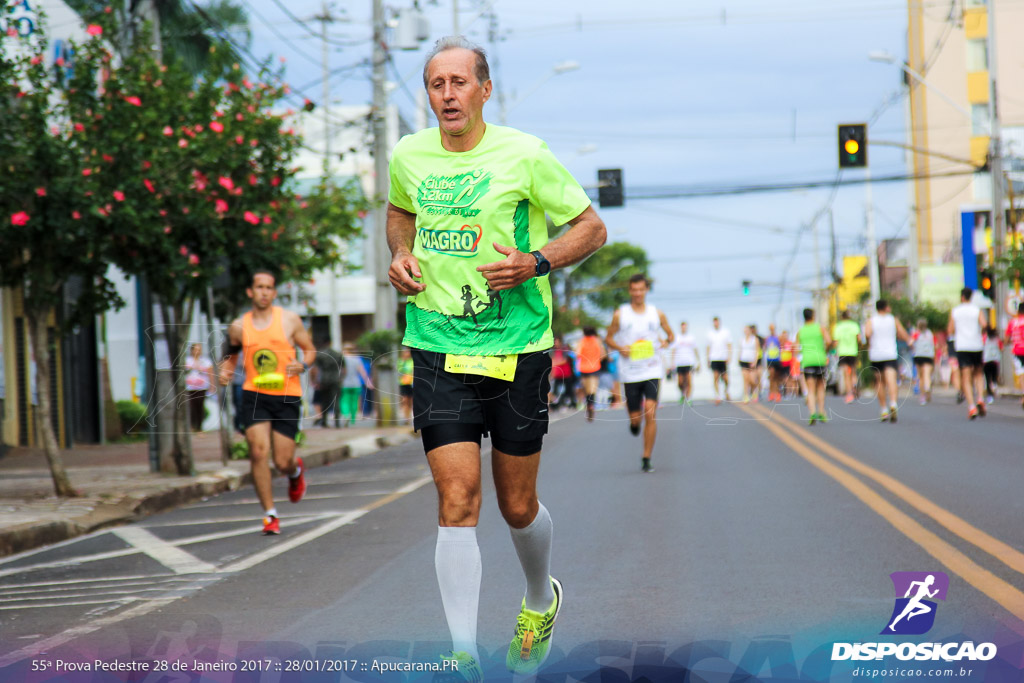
[0,585,204,605]
[155,492,396,509]
[220,509,368,573]
[142,512,353,527]
[110,527,219,575]
[1,576,218,596]
[0,573,186,589]
[0,598,140,611]
[0,474,434,668]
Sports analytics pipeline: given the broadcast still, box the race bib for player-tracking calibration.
[445,353,517,381]
[254,372,286,391]
[630,340,655,361]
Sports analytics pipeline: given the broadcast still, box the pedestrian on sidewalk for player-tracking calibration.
[185,343,214,432]
[982,326,1002,404]
[386,35,606,678]
[1005,302,1024,410]
[340,343,372,427]
[219,271,314,535]
[311,337,345,427]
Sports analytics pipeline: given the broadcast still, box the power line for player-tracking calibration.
[266,0,354,48]
[240,0,322,67]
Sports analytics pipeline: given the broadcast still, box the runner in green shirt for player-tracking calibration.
[386,37,607,679]
[832,310,861,403]
[797,307,832,425]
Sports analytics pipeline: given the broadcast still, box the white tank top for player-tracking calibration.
[617,303,664,383]
[869,314,898,361]
[739,335,758,363]
[951,303,983,352]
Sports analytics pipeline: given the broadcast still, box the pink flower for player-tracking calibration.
[97,206,109,217]
[179,246,188,255]
[35,187,46,197]
[248,174,258,186]
[72,211,81,220]
[11,212,30,226]
[209,121,224,133]
[215,199,228,214]
[271,176,281,187]
[102,154,114,163]
[182,207,190,214]
[82,168,92,176]
[178,139,188,148]
[55,57,65,67]
[124,95,142,107]
[87,24,103,36]
[244,211,260,225]
[30,55,42,65]
[249,139,257,147]
[191,271,200,278]
[142,160,152,170]
[218,176,234,191]
[263,215,272,224]
[234,135,244,145]
[195,124,204,132]
[105,6,112,13]
[164,226,171,234]
[162,126,173,136]
[188,254,200,265]
[237,240,245,247]
[235,114,244,122]
[159,209,167,217]
[113,190,125,201]
[144,179,155,193]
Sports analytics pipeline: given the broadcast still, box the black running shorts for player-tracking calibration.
[240,390,301,439]
[411,348,550,457]
[624,378,660,413]
[956,350,983,368]
[868,359,899,373]
[838,355,858,369]
[710,360,728,373]
[675,365,692,376]
[913,356,934,366]
[803,365,826,378]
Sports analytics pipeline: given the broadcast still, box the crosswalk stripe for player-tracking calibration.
[110,527,219,575]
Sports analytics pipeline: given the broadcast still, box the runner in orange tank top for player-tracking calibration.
[219,271,317,535]
[574,327,606,422]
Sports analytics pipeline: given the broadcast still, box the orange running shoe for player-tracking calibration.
[262,515,280,535]
[288,457,306,503]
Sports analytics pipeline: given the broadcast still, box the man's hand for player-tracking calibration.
[285,361,305,377]
[219,367,233,386]
[476,243,536,291]
[389,250,426,295]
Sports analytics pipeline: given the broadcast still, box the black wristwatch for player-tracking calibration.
[531,250,551,277]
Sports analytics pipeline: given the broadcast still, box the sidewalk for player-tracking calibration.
[0,421,417,558]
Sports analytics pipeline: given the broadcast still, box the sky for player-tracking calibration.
[240,0,919,340]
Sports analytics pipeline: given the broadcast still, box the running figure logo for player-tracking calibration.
[882,571,949,635]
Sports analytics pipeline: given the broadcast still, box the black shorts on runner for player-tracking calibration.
[399,384,414,398]
[710,360,728,373]
[868,359,899,373]
[675,365,692,376]
[739,361,753,370]
[240,390,301,439]
[803,365,826,378]
[838,356,858,369]
[411,348,550,457]
[956,350,983,368]
[624,378,660,413]
[913,356,934,367]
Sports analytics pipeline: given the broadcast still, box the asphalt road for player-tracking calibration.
[1,393,1023,682]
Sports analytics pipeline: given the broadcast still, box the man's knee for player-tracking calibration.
[437,481,481,526]
[497,493,539,529]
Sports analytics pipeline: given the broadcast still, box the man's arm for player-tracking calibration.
[895,319,911,343]
[947,313,956,337]
[387,202,425,295]
[821,325,833,349]
[864,319,873,340]
[658,311,674,347]
[287,312,316,377]
[605,309,628,357]
[218,319,244,385]
[476,205,607,292]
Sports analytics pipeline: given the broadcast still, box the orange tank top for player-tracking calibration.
[578,336,603,374]
[242,306,303,396]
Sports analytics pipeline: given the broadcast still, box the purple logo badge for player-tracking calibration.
[881,572,949,635]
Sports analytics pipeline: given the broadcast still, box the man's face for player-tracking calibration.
[713,318,720,329]
[628,281,648,304]
[426,48,491,141]
[247,274,277,310]
[680,323,688,335]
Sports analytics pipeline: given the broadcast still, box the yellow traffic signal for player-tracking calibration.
[845,139,860,155]
[838,123,867,168]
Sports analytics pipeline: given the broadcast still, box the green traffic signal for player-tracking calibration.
[742,279,751,296]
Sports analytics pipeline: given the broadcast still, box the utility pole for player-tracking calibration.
[866,166,881,305]
[313,2,344,351]
[987,2,1012,375]
[372,0,397,424]
[453,0,460,34]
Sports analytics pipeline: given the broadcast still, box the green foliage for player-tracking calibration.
[229,439,249,460]
[116,400,148,434]
[549,240,650,334]
[358,330,403,368]
[887,296,950,331]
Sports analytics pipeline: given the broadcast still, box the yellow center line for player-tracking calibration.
[739,404,1024,635]
[751,403,1024,579]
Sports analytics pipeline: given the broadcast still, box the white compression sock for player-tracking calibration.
[508,503,555,612]
[435,526,481,660]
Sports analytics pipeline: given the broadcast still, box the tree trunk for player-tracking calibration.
[26,311,76,497]
[206,288,232,465]
[159,299,194,475]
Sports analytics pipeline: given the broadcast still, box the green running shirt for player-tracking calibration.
[833,319,861,357]
[797,323,827,368]
[389,125,591,355]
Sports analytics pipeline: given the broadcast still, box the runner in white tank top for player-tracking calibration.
[864,300,910,422]
[948,287,989,419]
[605,275,674,473]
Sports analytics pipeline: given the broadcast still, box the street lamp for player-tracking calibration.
[500,60,581,124]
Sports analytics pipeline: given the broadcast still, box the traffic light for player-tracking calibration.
[598,168,623,208]
[838,123,867,168]
[742,279,751,296]
[979,268,994,300]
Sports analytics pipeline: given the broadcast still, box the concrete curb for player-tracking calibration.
[0,430,417,558]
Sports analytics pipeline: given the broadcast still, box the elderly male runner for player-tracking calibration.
[219,271,314,535]
[387,37,606,678]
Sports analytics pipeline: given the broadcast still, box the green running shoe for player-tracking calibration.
[506,577,563,674]
[816,413,828,423]
[435,651,483,683]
